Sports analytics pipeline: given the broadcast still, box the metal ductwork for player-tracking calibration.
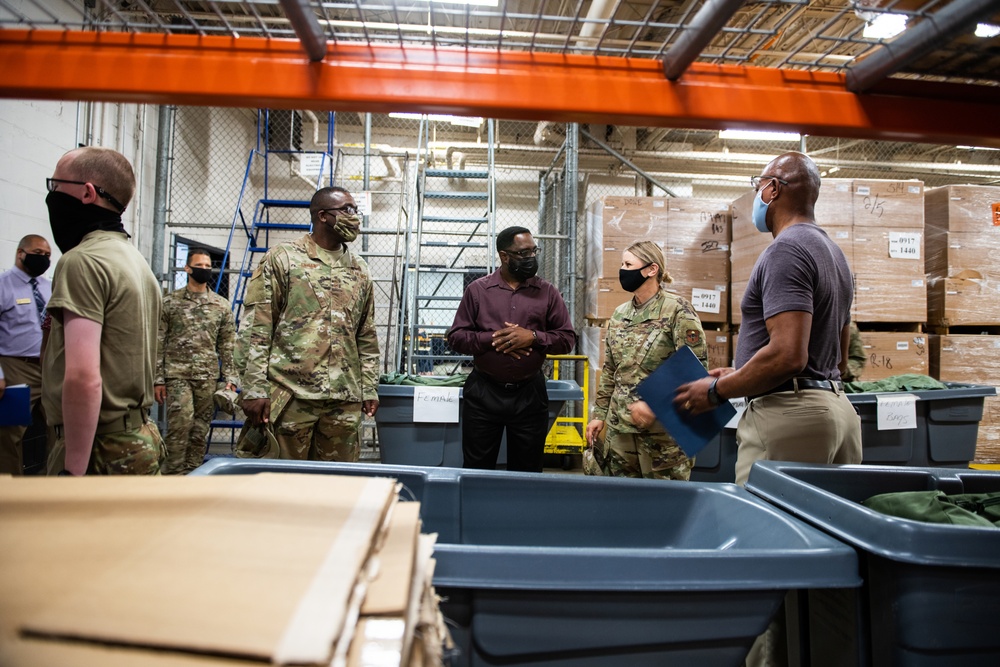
[279,0,327,62]
[662,0,747,81]
[845,0,1000,93]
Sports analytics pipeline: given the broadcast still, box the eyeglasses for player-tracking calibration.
[319,204,359,216]
[46,178,126,213]
[504,246,541,259]
[750,175,789,192]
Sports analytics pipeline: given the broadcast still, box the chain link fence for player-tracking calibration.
[164,109,1000,453]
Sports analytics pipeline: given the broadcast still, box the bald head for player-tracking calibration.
[764,152,821,208]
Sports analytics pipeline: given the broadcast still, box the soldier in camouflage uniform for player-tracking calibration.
[843,321,866,382]
[236,186,380,462]
[585,241,709,480]
[155,248,238,474]
[42,146,165,476]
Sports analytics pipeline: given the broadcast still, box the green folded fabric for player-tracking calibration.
[863,490,1000,528]
[844,373,949,394]
[379,372,468,387]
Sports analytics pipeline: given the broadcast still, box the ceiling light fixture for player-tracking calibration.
[956,145,1000,151]
[862,13,908,40]
[975,23,1000,38]
[719,129,801,142]
[418,0,499,7]
[388,113,484,128]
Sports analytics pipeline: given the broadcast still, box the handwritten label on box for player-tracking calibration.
[876,394,917,431]
[888,232,921,259]
[412,387,460,423]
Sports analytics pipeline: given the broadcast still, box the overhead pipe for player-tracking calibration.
[846,0,1000,93]
[580,127,678,197]
[662,0,747,81]
[574,0,619,51]
[278,0,327,62]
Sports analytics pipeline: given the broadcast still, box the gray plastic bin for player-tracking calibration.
[375,379,582,467]
[193,458,859,667]
[847,382,995,467]
[691,383,997,484]
[746,460,1000,667]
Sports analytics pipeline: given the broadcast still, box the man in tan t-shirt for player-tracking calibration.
[42,146,164,476]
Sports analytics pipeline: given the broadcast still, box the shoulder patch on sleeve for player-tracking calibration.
[685,329,702,346]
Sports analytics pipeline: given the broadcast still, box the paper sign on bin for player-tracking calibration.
[412,386,460,423]
[876,393,917,430]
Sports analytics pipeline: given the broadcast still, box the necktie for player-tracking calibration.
[28,278,46,327]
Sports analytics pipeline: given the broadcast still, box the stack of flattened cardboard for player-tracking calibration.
[0,473,449,666]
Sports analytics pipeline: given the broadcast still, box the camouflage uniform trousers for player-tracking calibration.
[163,378,215,475]
[598,430,694,480]
[47,420,165,475]
[273,398,363,462]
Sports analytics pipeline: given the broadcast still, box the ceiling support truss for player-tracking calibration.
[1,29,999,146]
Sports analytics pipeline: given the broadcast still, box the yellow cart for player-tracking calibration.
[544,354,589,457]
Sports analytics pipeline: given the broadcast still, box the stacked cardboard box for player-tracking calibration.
[0,474,449,667]
[931,335,1000,463]
[730,179,925,324]
[924,185,1000,326]
[856,331,930,381]
[586,196,730,324]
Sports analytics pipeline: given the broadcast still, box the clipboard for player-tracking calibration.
[0,384,32,426]
[636,346,736,457]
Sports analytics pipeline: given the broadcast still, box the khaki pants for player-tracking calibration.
[0,356,46,476]
[735,386,861,487]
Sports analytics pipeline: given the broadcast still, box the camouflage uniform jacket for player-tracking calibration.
[236,234,379,403]
[592,290,709,435]
[156,287,238,386]
[844,322,866,382]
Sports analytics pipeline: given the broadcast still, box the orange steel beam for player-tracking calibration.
[2,29,999,147]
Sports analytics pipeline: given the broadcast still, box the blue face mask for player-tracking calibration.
[751,186,771,233]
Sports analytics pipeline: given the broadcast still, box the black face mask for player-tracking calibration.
[21,253,50,277]
[45,190,127,253]
[189,267,214,285]
[619,263,652,293]
[507,256,538,281]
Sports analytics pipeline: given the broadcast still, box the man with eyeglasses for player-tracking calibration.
[42,146,164,476]
[236,186,379,462]
[0,235,53,475]
[447,226,576,472]
[676,152,861,482]
[675,152,861,667]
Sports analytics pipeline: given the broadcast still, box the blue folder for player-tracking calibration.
[0,384,32,426]
[636,346,737,457]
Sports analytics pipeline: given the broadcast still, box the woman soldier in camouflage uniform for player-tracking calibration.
[584,241,709,479]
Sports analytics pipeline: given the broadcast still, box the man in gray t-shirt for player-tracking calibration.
[671,152,861,484]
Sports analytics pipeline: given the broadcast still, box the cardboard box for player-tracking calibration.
[704,327,731,371]
[853,274,927,323]
[0,474,403,666]
[856,331,929,381]
[587,277,728,324]
[931,334,1000,463]
[852,227,925,278]
[588,196,730,280]
[731,280,748,325]
[928,273,1000,327]
[815,178,854,227]
[729,233,772,284]
[925,230,1000,281]
[850,179,924,229]
[925,184,1000,234]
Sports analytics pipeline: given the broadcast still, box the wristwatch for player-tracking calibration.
[707,377,721,406]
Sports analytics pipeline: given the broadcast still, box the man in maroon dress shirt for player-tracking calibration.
[447,226,576,472]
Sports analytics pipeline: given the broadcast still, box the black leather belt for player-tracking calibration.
[474,369,536,391]
[1,355,40,364]
[751,378,842,400]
